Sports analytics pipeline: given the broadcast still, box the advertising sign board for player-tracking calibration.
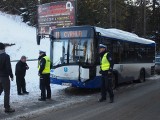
[37,1,76,35]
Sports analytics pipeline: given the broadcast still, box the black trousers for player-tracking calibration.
[40,74,51,99]
[16,76,26,94]
[101,74,114,99]
[0,77,10,109]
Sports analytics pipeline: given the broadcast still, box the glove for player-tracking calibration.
[108,69,113,75]
[11,77,14,81]
[99,70,102,74]
[108,71,112,75]
[26,65,29,70]
[38,72,42,76]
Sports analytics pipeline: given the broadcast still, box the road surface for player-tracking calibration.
[28,77,160,120]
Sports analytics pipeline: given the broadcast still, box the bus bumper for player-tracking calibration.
[50,76,102,89]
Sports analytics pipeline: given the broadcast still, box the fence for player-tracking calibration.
[11,59,38,62]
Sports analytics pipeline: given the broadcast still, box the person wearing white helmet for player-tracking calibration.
[98,44,114,103]
[38,50,51,101]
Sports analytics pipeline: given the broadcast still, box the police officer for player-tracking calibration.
[38,51,51,101]
[98,44,114,103]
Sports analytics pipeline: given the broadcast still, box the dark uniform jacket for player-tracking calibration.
[0,51,13,78]
[15,60,28,77]
[38,54,46,75]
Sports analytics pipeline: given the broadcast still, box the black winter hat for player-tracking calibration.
[0,42,5,50]
[39,50,46,54]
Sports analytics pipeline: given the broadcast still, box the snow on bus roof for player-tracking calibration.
[95,27,155,45]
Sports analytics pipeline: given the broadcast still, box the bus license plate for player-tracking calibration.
[62,83,72,86]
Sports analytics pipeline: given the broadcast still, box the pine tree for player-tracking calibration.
[0,0,159,40]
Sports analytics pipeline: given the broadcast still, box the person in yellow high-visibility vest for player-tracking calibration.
[98,44,114,103]
[38,50,51,101]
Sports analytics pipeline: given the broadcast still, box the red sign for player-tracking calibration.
[37,1,76,35]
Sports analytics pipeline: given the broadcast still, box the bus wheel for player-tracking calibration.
[112,73,118,89]
[139,69,145,83]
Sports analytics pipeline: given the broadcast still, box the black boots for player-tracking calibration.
[23,91,29,94]
[5,108,15,113]
[38,98,46,101]
[98,98,106,102]
[109,97,114,103]
[98,97,114,103]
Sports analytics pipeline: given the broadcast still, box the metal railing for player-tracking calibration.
[11,59,38,62]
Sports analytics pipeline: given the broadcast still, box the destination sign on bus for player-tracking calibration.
[37,1,75,35]
[54,30,88,39]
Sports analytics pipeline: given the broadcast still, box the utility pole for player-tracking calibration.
[38,0,41,5]
[75,0,78,26]
[114,0,116,28]
[143,0,146,37]
[153,0,156,32]
[110,0,112,27]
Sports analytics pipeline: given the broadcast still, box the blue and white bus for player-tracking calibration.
[37,26,155,88]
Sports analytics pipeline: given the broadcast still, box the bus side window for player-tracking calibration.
[112,41,123,64]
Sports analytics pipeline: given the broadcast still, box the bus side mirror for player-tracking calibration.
[37,35,41,45]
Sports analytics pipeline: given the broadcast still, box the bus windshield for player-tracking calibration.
[52,38,94,66]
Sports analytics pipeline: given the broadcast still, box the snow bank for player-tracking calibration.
[0,12,66,110]
[0,11,50,60]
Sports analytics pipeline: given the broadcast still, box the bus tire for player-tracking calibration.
[112,73,118,89]
[139,69,145,83]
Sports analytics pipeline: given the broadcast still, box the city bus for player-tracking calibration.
[37,25,155,88]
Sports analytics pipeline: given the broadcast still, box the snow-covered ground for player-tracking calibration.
[0,12,49,59]
[0,12,67,109]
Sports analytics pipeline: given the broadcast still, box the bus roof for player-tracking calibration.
[52,25,155,45]
[95,27,155,45]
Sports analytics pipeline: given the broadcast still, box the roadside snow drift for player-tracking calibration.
[0,11,50,60]
[0,12,66,111]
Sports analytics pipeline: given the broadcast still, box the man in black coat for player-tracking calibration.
[0,42,15,113]
[15,56,29,95]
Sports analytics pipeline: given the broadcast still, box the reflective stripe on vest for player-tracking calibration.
[38,56,50,74]
[100,53,110,71]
